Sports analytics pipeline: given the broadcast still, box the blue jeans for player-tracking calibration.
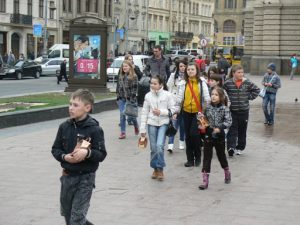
[118,99,138,133]
[262,92,276,123]
[148,124,168,170]
[168,112,185,144]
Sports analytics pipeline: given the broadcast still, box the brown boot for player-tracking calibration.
[157,170,164,181]
[151,169,158,179]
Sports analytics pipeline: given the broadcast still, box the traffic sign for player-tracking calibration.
[200,39,207,47]
[33,24,42,37]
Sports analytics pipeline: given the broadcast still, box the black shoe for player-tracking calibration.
[167,149,173,154]
[195,161,201,167]
[228,148,235,157]
[184,161,194,167]
[264,121,268,125]
[86,220,94,225]
[268,122,274,126]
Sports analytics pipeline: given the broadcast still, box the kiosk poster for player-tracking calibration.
[73,35,101,79]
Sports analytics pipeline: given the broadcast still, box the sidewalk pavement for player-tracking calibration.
[0,75,300,225]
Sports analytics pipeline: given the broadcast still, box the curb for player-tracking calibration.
[0,98,117,129]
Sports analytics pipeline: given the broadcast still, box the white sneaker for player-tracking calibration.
[179,141,185,150]
[236,150,243,155]
[167,144,174,153]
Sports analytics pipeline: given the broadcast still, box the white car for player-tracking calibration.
[41,58,67,76]
[106,55,149,81]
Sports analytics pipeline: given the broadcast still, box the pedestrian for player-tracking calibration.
[217,53,230,80]
[289,53,298,80]
[223,65,260,156]
[207,66,219,81]
[174,62,210,167]
[3,52,8,64]
[199,87,232,190]
[51,89,107,225]
[166,59,187,153]
[261,63,281,125]
[124,54,143,126]
[19,53,25,61]
[58,59,68,84]
[139,75,175,181]
[7,51,15,66]
[116,60,139,139]
[144,45,171,81]
[195,55,206,73]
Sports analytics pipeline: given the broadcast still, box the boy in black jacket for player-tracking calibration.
[52,89,107,225]
[223,65,260,156]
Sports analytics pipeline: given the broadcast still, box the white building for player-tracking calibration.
[0,0,59,59]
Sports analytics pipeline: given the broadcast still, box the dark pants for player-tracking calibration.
[202,138,228,173]
[182,111,201,164]
[58,72,68,83]
[60,173,95,225]
[227,110,249,151]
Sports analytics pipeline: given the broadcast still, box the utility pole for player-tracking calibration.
[43,0,48,57]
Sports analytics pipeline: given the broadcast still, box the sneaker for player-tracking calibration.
[228,148,235,157]
[134,127,139,135]
[167,144,174,153]
[236,150,243,155]
[118,133,126,139]
[264,121,268,125]
[179,140,185,150]
[268,122,274,126]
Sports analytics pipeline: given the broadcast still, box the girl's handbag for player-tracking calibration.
[138,136,148,149]
[124,102,138,117]
[165,109,177,137]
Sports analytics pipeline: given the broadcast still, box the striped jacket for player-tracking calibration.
[223,78,260,112]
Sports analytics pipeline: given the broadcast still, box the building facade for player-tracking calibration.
[0,0,59,59]
[214,0,246,45]
[242,0,300,75]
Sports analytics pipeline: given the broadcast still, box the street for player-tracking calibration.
[0,72,300,224]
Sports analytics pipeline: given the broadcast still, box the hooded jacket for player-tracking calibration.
[52,115,107,173]
[140,87,175,134]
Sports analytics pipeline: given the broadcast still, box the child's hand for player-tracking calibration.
[72,148,88,162]
[153,109,161,116]
[172,114,177,120]
[64,154,79,164]
[213,128,221,133]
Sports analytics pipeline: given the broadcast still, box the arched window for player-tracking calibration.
[223,20,236,33]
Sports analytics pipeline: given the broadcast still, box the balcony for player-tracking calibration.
[173,31,194,40]
[10,13,32,25]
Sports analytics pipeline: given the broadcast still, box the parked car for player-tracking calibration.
[0,60,42,80]
[182,49,204,57]
[41,58,65,76]
[165,50,195,63]
[106,55,149,81]
[35,44,69,63]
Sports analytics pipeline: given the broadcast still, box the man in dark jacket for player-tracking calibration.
[217,53,231,78]
[58,59,68,84]
[52,89,107,225]
[144,45,171,81]
[223,65,260,156]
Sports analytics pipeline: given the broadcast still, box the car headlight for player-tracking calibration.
[8,69,15,73]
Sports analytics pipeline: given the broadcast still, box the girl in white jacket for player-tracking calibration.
[166,60,187,152]
[140,75,175,181]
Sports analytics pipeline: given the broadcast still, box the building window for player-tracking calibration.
[225,0,236,9]
[183,1,186,13]
[77,0,81,13]
[223,37,235,45]
[104,0,107,16]
[215,0,219,9]
[159,16,163,31]
[27,0,32,15]
[13,0,19,14]
[142,15,146,30]
[153,15,157,30]
[39,0,44,17]
[108,0,112,17]
[63,0,67,12]
[0,0,5,12]
[165,17,169,32]
[68,0,72,12]
[49,1,55,19]
[214,20,218,33]
[189,2,191,13]
[148,14,152,31]
[243,0,247,8]
[223,20,236,33]
[172,0,177,10]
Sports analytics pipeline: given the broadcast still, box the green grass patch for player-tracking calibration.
[0,92,115,113]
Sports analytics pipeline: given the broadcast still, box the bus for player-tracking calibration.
[214,45,232,64]
[231,45,244,65]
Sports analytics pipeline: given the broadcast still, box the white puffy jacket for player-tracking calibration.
[140,87,175,134]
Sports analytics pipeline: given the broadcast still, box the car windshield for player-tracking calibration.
[110,59,123,68]
[14,61,24,67]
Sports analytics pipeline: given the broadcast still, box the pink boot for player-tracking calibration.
[199,172,209,190]
[224,167,231,184]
